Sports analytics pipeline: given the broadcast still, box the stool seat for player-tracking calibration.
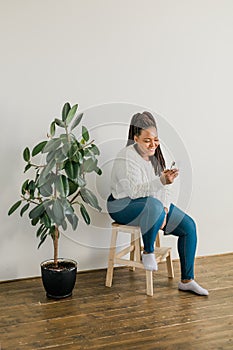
[105,222,174,296]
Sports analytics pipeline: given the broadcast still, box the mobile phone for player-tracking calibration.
[170,161,176,170]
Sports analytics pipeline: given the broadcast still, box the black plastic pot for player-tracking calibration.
[41,258,77,299]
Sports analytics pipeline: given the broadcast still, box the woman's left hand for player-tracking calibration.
[161,168,179,184]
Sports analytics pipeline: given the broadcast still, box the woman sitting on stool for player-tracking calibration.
[107,111,208,296]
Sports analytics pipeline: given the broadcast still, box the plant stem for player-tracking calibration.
[78,139,94,150]
[30,163,46,168]
[52,166,59,268]
[21,195,42,204]
[53,225,59,268]
[70,200,81,206]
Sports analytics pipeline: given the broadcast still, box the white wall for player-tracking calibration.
[1,0,233,281]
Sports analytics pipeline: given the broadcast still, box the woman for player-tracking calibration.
[107,111,208,296]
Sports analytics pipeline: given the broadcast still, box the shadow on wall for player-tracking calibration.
[66,103,192,245]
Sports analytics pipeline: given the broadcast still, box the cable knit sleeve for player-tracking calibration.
[125,156,164,198]
[111,145,171,208]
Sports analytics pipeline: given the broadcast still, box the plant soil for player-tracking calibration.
[42,261,76,271]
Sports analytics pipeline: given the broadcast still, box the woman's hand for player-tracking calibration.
[160,168,179,185]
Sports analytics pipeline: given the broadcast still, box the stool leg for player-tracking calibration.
[105,227,118,287]
[146,270,153,296]
[134,229,141,263]
[155,231,160,247]
[129,229,141,271]
[166,251,174,278]
[129,232,136,271]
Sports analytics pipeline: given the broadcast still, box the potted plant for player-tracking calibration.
[8,102,102,298]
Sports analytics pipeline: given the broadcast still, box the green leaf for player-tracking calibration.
[55,118,65,128]
[95,167,102,176]
[28,180,36,199]
[36,224,45,237]
[37,172,49,188]
[59,133,69,143]
[82,126,89,142]
[80,204,90,225]
[38,182,53,197]
[62,102,71,122]
[20,203,30,217]
[40,212,51,228]
[24,163,32,173]
[29,202,45,219]
[71,113,83,131]
[37,229,48,249]
[8,200,22,215]
[49,225,56,239]
[34,170,40,183]
[42,138,61,153]
[68,141,79,158]
[55,148,67,162]
[23,147,30,162]
[66,104,78,126]
[50,121,56,137]
[79,148,84,157]
[83,158,97,173]
[21,179,29,195]
[76,176,86,187]
[61,220,67,231]
[90,144,100,155]
[52,199,65,225]
[42,199,54,210]
[80,188,101,211]
[28,180,35,191]
[66,213,78,230]
[68,180,78,196]
[44,206,55,225]
[32,141,47,156]
[46,149,56,163]
[84,148,93,157]
[55,175,69,198]
[61,142,70,157]
[40,158,56,179]
[31,217,40,226]
[61,198,73,213]
[64,160,74,178]
[71,214,78,230]
[73,151,83,164]
[64,161,78,180]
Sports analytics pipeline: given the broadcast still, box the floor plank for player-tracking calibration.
[0,254,232,350]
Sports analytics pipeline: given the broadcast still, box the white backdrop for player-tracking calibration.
[0,0,232,281]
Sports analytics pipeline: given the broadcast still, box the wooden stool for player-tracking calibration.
[105,222,174,296]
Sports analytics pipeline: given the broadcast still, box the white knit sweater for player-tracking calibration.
[110,144,170,208]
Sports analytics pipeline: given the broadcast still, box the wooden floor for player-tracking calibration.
[0,254,233,350]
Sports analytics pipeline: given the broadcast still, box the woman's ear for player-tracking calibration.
[134,135,138,143]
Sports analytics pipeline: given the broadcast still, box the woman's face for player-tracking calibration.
[134,127,159,160]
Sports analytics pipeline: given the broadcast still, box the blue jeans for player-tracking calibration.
[107,194,197,280]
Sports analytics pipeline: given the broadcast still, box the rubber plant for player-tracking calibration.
[8,102,102,268]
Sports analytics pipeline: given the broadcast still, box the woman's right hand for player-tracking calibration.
[160,169,179,185]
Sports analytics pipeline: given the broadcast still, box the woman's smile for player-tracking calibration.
[134,127,159,160]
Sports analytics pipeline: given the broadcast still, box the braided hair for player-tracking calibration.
[126,111,166,175]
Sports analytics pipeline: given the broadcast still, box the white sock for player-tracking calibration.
[142,253,158,271]
[178,280,209,296]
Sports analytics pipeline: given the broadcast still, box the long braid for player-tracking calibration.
[126,111,166,175]
[126,113,141,146]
